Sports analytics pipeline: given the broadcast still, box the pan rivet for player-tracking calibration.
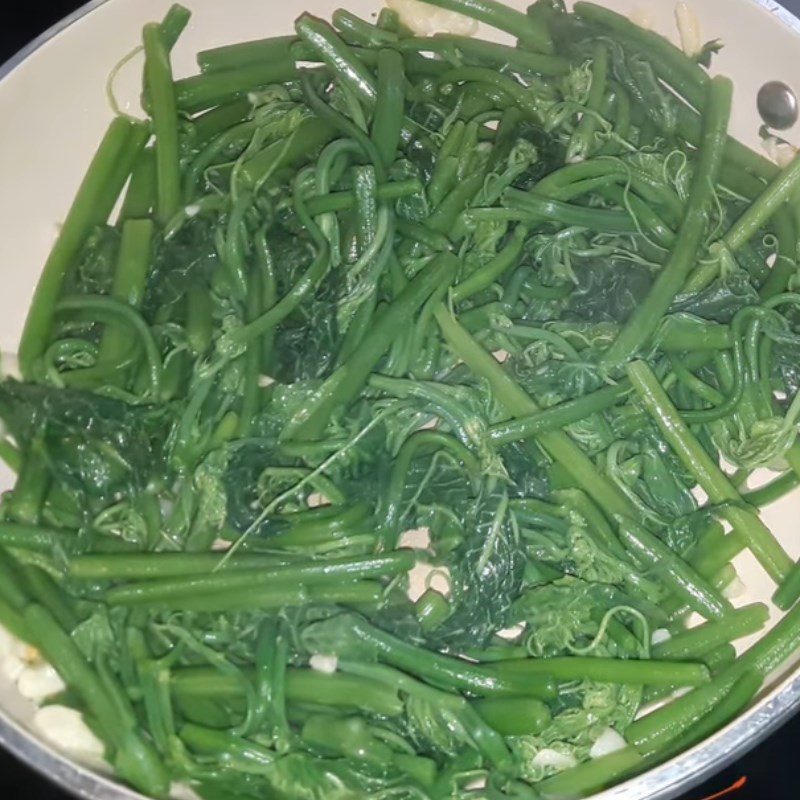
[758,81,798,130]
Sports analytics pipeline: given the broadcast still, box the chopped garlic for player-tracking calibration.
[492,349,509,363]
[398,527,431,550]
[258,374,275,388]
[0,630,35,683]
[651,628,671,645]
[184,204,201,218]
[171,784,204,800]
[675,2,702,59]
[762,135,799,168]
[407,561,451,602]
[18,663,66,701]
[309,654,338,674]
[777,145,799,168]
[589,727,627,758]
[497,623,526,640]
[386,0,478,37]
[532,749,578,771]
[34,705,104,756]
[723,576,747,600]
[403,534,450,604]
[307,492,330,508]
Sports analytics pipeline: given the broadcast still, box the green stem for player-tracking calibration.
[604,76,732,366]
[143,23,181,224]
[67,552,302,580]
[657,315,733,352]
[725,152,800,252]
[566,42,609,162]
[615,515,731,619]
[415,0,553,52]
[451,225,527,303]
[174,61,299,113]
[283,253,458,441]
[197,35,296,73]
[434,306,638,521]
[652,603,768,660]
[472,697,551,736]
[24,603,170,797]
[329,615,556,699]
[295,14,375,105]
[119,147,156,222]
[489,382,630,445]
[743,470,800,507]
[18,117,148,376]
[538,746,644,799]
[398,35,568,75]
[627,360,791,583]
[159,3,191,50]
[304,178,422,216]
[56,295,163,400]
[128,580,386,612]
[6,444,50,525]
[371,48,405,169]
[574,2,708,108]
[105,551,415,605]
[494,655,709,686]
[172,666,404,718]
[96,218,154,371]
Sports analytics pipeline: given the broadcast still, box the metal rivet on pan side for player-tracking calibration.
[758,81,799,131]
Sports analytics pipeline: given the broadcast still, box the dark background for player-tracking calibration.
[1,1,800,799]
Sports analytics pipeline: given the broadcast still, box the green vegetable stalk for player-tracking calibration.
[6,3,800,798]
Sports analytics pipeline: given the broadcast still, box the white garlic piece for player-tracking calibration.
[386,0,478,37]
[34,705,104,756]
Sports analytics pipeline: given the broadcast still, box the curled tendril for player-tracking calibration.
[105,44,145,121]
[606,440,668,528]
[219,403,407,565]
[93,502,149,546]
[567,604,651,658]
[42,338,99,386]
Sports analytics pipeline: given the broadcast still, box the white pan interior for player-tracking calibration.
[1,1,800,798]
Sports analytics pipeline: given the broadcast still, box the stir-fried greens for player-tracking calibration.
[4,0,800,797]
